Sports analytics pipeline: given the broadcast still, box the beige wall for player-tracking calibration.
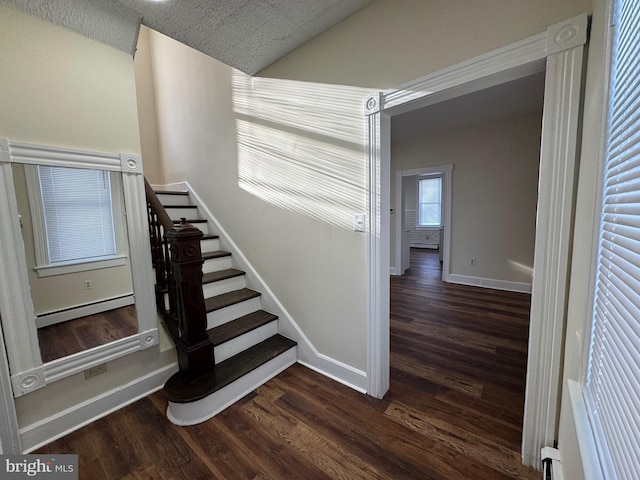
[391,112,542,285]
[0,5,141,154]
[143,31,372,369]
[134,27,164,185]
[260,0,592,88]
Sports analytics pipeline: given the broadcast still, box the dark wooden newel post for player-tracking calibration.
[166,221,215,381]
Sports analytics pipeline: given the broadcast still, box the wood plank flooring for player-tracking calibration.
[36,249,537,479]
[37,305,138,363]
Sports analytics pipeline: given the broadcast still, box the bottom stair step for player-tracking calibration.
[164,334,296,404]
[165,334,297,426]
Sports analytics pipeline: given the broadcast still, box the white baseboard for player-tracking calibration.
[35,295,135,328]
[447,274,532,293]
[19,362,177,453]
[166,182,369,394]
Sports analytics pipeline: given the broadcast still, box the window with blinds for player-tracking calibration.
[417,176,442,227]
[584,0,640,478]
[38,166,116,264]
[25,165,127,276]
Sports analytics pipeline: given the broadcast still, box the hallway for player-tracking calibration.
[36,249,536,479]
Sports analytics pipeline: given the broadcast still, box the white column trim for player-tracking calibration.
[365,101,390,399]
[522,13,589,470]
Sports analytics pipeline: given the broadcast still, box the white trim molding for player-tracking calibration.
[0,140,158,397]
[447,274,532,294]
[364,13,589,468]
[522,13,589,470]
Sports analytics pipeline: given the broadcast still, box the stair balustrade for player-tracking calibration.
[145,179,215,381]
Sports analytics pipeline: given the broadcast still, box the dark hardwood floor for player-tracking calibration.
[37,305,138,363]
[36,249,536,479]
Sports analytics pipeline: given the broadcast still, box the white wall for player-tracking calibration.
[391,112,542,287]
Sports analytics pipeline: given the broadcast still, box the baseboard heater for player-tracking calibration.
[542,446,563,480]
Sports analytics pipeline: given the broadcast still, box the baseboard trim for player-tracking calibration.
[447,274,532,293]
[35,295,135,328]
[19,362,177,453]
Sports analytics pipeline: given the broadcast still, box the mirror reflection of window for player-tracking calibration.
[25,165,128,277]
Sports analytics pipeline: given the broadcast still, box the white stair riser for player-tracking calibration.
[203,275,246,299]
[207,297,262,330]
[166,347,297,426]
[201,238,219,253]
[203,256,232,274]
[188,222,208,234]
[166,207,199,221]
[156,193,190,206]
[214,322,278,363]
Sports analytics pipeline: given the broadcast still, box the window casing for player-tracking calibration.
[25,165,127,277]
[417,176,443,228]
[584,0,640,478]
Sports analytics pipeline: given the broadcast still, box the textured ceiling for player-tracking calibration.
[1,0,374,75]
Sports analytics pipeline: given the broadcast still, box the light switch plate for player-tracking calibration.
[354,214,365,232]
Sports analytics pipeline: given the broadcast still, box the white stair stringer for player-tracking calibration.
[166,345,296,426]
[158,181,368,394]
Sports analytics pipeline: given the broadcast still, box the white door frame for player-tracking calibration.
[365,14,588,469]
[394,165,453,279]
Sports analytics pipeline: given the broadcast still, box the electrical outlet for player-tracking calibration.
[84,363,107,379]
[83,279,92,290]
[469,258,476,266]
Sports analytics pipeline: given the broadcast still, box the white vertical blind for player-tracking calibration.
[585,0,640,478]
[37,165,116,264]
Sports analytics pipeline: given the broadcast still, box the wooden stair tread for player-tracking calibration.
[201,234,219,240]
[202,250,231,261]
[202,268,245,285]
[208,310,278,346]
[172,218,206,224]
[205,288,260,312]
[164,334,297,403]
[164,205,198,210]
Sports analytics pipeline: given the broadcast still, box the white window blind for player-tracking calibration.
[585,0,640,478]
[37,165,116,264]
[418,176,442,227]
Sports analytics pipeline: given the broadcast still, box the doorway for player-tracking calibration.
[364,14,589,469]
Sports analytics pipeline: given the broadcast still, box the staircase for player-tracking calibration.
[146,185,297,425]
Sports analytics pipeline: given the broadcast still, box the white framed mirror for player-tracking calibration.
[0,139,158,397]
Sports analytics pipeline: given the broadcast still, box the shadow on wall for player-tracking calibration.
[232,71,373,230]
